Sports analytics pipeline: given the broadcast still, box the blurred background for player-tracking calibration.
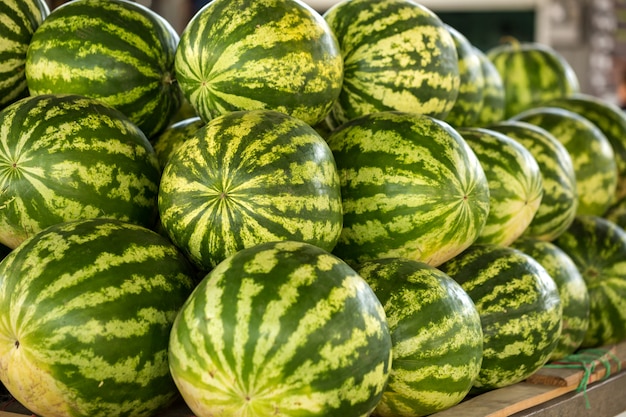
[44,0,625,106]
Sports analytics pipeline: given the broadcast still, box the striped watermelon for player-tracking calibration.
[168,240,392,417]
[444,25,485,128]
[473,46,505,127]
[544,93,626,201]
[458,127,543,246]
[25,0,182,138]
[355,257,482,417]
[439,244,562,391]
[323,0,460,126]
[152,116,205,170]
[488,121,578,241]
[487,39,579,118]
[553,215,626,348]
[326,111,490,268]
[0,0,49,110]
[158,109,343,272]
[511,237,590,360]
[0,218,196,417]
[0,94,161,249]
[512,106,617,217]
[175,0,343,127]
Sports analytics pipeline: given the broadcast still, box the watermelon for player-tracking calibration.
[168,240,392,417]
[473,46,505,127]
[458,127,543,246]
[487,39,579,118]
[510,237,590,360]
[323,0,460,126]
[25,0,182,138]
[553,215,626,348]
[152,116,205,170]
[0,218,196,417]
[544,93,626,201]
[175,0,342,127]
[443,25,485,128]
[512,106,617,217]
[0,0,49,110]
[355,257,482,417]
[439,244,562,391]
[488,121,577,241]
[0,93,161,249]
[605,195,626,230]
[158,109,343,272]
[325,111,490,268]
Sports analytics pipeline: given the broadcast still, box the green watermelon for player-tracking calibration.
[0,94,161,249]
[325,111,490,268]
[158,109,343,272]
[323,0,460,126]
[512,106,617,217]
[511,237,589,360]
[169,240,392,417]
[488,120,578,241]
[152,116,205,171]
[544,93,626,201]
[487,39,579,118]
[553,215,626,348]
[443,25,485,128]
[0,218,196,417]
[605,195,626,230]
[25,0,182,138]
[175,0,342,127]
[0,0,49,110]
[439,244,562,391]
[473,46,505,127]
[458,127,543,246]
[355,258,482,417]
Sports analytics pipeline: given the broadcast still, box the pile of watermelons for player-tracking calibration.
[0,0,625,416]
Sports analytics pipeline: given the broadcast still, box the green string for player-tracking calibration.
[543,348,622,409]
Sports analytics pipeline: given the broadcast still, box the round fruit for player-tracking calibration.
[356,257,482,417]
[175,0,343,126]
[553,215,626,348]
[158,109,343,271]
[487,39,579,118]
[326,111,490,267]
[169,240,392,417]
[488,120,578,241]
[440,244,562,391]
[511,237,589,360]
[444,25,485,128]
[152,116,205,170]
[473,46,505,126]
[512,106,617,217]
[0,94,161,249]
[324,0,460,125]
[0,0,49,110]
[0,218,196,417]
[25,0,182,138]
[458,127,543,246]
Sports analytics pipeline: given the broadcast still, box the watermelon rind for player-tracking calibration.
[326,111,490,267]
[355,257,483,417]
[169,240,392,417]
[0,218,196,417]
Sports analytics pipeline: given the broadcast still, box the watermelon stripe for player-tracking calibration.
[0,219,195,416]
[0,0,49,108]
[25,0,181,138]
[324,0,460,123]
[169,240,391,416]
[0,94,160,248]
[175,0,343,126]
[459,127,543,246]
[327,112,489,267]
[158,110,343,270]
